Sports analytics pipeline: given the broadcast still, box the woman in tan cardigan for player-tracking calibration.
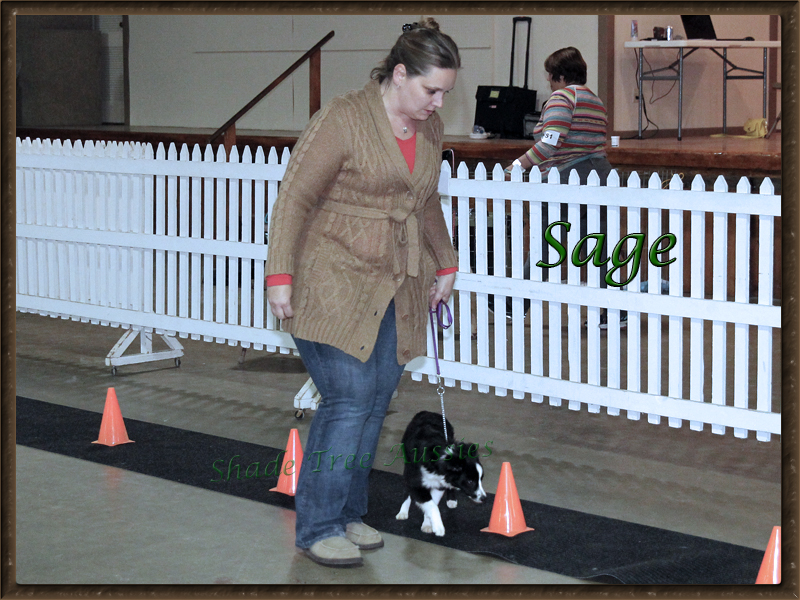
[266,19,460,567]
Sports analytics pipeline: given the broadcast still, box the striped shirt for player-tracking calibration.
[526,85,608,173]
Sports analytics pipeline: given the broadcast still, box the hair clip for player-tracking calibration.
[402,22,419,32]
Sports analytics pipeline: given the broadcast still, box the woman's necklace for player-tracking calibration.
[395,119,412,137]
[382,81,413,137]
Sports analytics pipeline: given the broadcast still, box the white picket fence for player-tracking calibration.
[15,137,781,441]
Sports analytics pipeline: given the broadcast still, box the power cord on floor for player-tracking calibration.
[662,172,685,188]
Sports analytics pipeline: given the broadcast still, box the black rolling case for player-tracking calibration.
[473,17,538,139]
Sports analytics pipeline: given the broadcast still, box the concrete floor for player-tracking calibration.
[14,311,781,585]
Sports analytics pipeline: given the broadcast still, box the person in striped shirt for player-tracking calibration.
[508,47,624,328]
[508,46,613,183]
[509,46,611,184]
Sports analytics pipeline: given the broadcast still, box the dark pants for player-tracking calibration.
[529,155,614,287]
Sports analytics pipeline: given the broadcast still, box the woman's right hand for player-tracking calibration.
[267,284,294,320]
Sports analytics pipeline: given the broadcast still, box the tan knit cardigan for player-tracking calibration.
[265,79,457,364]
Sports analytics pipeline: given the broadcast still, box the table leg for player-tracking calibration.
[637,48,644,139]
[763,49,768,118]
[723,48,728,134]
[678,49,684,141]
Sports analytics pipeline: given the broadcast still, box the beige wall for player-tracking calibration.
[128,14,779,137]
[128,14,598,136]
[611,14,779,134]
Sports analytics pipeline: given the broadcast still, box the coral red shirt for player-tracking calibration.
[396,132,416,174]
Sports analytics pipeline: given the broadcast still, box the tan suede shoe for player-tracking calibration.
[303,536,363,567]
[346,522,384,550]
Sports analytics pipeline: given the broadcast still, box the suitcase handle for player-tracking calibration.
[510,16,532,89]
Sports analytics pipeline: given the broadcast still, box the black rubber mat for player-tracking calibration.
[16,396,764,584]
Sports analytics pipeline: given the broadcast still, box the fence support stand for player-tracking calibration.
[105,328,185,375]
[291,377,399,419]
[293,377,321,419]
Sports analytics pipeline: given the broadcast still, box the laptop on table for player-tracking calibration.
[680,15,754,41]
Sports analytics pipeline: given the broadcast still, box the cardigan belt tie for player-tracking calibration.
[320,200,421,278]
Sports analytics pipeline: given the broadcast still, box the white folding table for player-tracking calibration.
[624,40,781,140]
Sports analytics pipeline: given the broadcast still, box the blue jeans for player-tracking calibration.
[292,300,406,549]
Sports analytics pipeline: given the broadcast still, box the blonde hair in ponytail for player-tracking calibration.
[371,17,461,83]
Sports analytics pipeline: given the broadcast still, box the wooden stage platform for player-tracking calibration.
[16,126,782,185]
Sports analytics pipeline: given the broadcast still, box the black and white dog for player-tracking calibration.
[395,411,487,537]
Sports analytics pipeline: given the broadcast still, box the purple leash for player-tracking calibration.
[429,300,453,443]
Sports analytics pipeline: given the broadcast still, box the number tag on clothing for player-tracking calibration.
[542,130,560,146]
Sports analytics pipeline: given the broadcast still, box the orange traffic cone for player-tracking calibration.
[270,428,303,496]
[92,388,134,446]
[481,462,534,536]
[756,526,781,584]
